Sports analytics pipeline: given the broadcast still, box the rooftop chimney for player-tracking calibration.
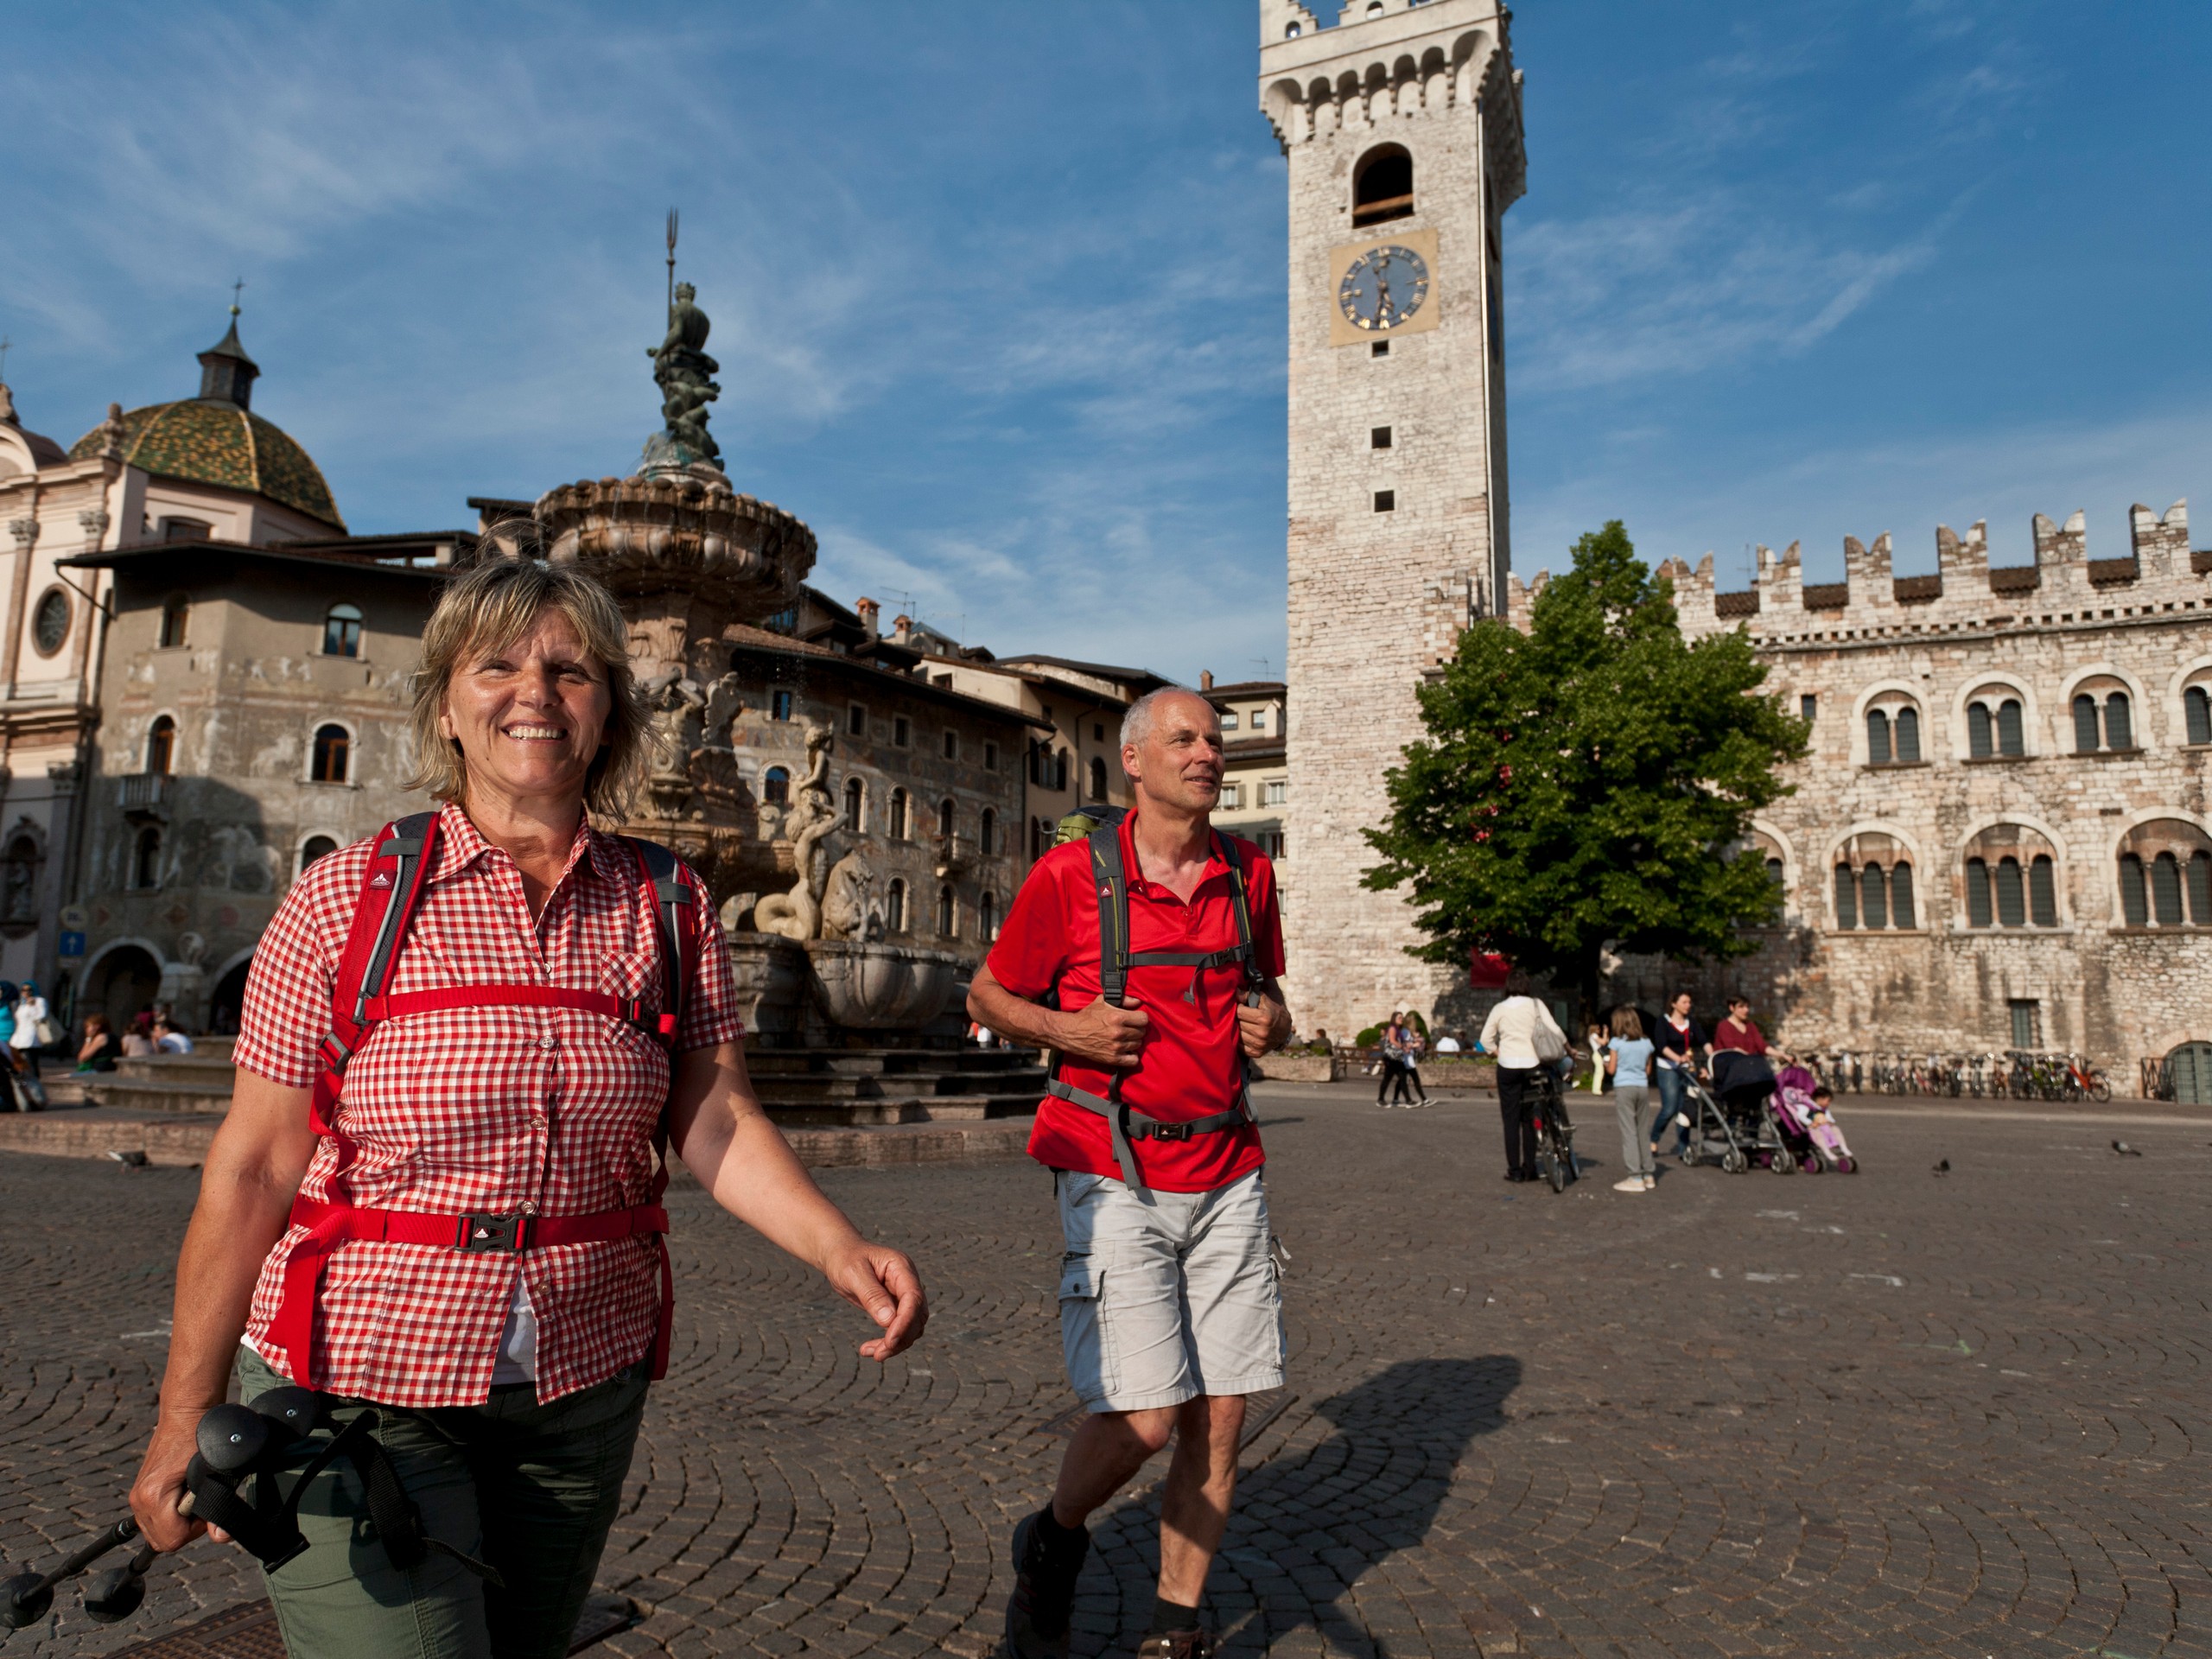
[1199,670,1215,691]
[892,613,913,644]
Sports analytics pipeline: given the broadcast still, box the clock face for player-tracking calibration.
[1338,245,1430,331]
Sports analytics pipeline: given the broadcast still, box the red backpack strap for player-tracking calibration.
[315,812,442,1135]
[624,835,705,1382]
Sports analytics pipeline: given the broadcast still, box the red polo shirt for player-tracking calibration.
[988,815,1284,1192]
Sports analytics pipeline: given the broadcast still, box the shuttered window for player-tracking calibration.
[1860,863,1888,929]
[1995,856,2025,927]
[1997,699,2024,756]
[1893,708,1921,763]
[1866,709,1891,764]
[2029,855,2056,926]
[2104,692,2133,750]
[1891,861,1916,928]
[2073,694,2100,753]
[2119,855,2149,926]
[2152,852,2184,925]
[1966,858,1993,928]
[1834,865,1858,929]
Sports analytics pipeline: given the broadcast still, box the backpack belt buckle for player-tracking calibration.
[454,1209,535,1253]
[1144,1121,1193,1142]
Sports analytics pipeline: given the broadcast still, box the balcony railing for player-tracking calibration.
[119,772,171,814]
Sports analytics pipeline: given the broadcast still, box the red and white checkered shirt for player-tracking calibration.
[235,804,742,1407]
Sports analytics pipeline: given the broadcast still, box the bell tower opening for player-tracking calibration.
[1352,145,1414,227]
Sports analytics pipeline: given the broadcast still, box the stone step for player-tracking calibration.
[762,1092,1041,1128]
[111,1053,239,1084]
[87,1077,236,1115]
[0,1106,1034,1173]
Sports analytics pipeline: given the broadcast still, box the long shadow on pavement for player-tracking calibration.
[1081,1355,1521,1656]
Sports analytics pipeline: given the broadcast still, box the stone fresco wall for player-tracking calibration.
[1509,500,2212,1081]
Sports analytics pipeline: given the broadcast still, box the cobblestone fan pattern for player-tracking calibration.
[3,1085,2205,1657]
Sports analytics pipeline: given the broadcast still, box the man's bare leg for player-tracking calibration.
[1156,1395,1244,1606]
[1051,1406,1177,1527]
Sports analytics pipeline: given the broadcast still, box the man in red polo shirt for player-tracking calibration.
[969,686,1292,1659]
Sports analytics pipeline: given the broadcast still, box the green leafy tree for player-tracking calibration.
[1363,520,1809,1016]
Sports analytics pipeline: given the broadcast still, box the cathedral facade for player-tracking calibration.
[1258,0,1526,1040]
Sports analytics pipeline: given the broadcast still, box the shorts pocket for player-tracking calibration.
[1057,1255,1118,1402]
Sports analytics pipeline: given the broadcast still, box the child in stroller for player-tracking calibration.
[1768,1066,1861,1173]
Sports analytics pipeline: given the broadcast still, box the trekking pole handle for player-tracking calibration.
[8,1516,139,1605]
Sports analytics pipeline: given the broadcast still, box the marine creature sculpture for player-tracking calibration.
[752,723,837,941]
[640,282,721,473]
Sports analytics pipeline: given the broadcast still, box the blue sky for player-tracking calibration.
[3,2,2206,683]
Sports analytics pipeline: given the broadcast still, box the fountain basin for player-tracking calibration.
[536,470,816,615]
[803,939,964,1031]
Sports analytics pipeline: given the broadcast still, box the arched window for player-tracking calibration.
[1052,749,1069,792]
[1834,864,1858,929]
[1089,755,1109,801]
[159,595,189,649]
[1866,709,1891,765]
[1891,861,1916,927]
[2029,855,2057,926]
[937,884,957,938]
[1994,856,2025,927]
[885,878,906,933]
[981,891,999,941]
[322,603,363,658]
[1893,707,1921,763]
[2115,820,2211,928]
[1352,143,1414,227]
[890,789,910,840]
[1859,862,1888,929]
[2104,691,2133,750]
[300,835,339,874]
[938,798,956,840]
[146,715,175,775]
[979,808,996,856]
[310,724,351,784]
[1997,699,2024,756]
[1966,858,1993,927]
[1968,702,1993,759]
[133,827,162,890]
[2152,851,2184,925]
[2073,693,2100,754]
[762,766,790,805]
[1764,855,1783,889]
[842,777,863,831]
[2187,685,2211,746]
[2120,854,2149,926]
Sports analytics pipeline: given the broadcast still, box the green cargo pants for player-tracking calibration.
[234,1347,647,1659]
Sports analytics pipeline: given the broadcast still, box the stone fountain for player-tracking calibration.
[521,274,1030,1123]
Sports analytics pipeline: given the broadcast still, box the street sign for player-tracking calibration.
[60,905,88,931]
[58,931,86,962]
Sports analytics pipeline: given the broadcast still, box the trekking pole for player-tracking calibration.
[0,1516,146,1634]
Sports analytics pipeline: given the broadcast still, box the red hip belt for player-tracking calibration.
[270,1194,674,1387]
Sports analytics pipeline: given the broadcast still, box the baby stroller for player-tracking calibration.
[1683,1050,1788,1173]
[1774,1064,1859,1173]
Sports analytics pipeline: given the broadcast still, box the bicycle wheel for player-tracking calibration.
[1546,1141,1567,1192]
[2090,1070,2112,1103]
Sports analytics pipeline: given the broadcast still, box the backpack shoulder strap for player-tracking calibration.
[622,836,702,1046]
[1086,824,1131,1008]
[318,811,440,1132]
[1212,831,1268,991]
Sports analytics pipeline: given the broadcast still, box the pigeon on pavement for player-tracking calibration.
[1931,1158,1950,1177]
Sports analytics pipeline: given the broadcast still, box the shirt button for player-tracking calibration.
[538,1036,559,1052]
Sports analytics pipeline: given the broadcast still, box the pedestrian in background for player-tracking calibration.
[1375,1010,1407,1107]
[1480,973,1572,1183]
[1395,1020,1429,1107]
[1606,1008,1656,1192]
[1652,991,1707,1162]
[12,981,50,1078]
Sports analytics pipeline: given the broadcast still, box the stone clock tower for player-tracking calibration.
[1257,0,1525,1038]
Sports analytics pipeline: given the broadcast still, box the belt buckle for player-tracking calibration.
[1151,1121,1193,1142]
[455,1210,532,1253]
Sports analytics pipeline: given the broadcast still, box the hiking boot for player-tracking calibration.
[1000,1510,1089,1659]
[1136,1630,1215,1659]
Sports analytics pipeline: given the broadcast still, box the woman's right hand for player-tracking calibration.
[129,1410,212,1553]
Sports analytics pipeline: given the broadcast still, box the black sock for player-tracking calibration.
[1148,1595,1200,1635]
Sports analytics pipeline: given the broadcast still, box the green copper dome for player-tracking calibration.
[68,400,346,531]
[67,310,345,531]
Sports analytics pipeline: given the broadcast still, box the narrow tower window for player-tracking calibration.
[1374,491,1395,512]
[1371,427,1393,449]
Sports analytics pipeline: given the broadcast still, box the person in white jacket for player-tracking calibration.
[1478,973,1571,1182]
[10,981,48,1079]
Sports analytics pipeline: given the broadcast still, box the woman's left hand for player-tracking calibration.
[821,1239,928,1360]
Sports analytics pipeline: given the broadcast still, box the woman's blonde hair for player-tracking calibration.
[1610,1006,1644,1041]
[405,546,655,819]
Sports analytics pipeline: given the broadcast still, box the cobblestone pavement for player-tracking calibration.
[3,1084,2206,1658]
